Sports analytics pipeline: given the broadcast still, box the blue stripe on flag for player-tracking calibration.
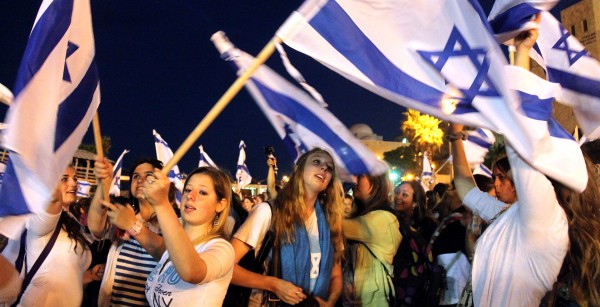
[309,1,476,114]
[54,61,99,151]
[14,0,73,96]
[518,91,574,140]
[252,80,371,174]
[466,0,498,36]
[467,135,492,148]
[489,3,540,35]
[547,67,600,98]
[0,159,32,216]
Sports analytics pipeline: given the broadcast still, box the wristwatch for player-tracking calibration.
[127,220,143,237]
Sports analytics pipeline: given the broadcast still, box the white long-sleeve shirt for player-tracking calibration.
[463,147,569,306]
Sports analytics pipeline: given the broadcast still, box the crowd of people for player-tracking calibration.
[2,26,600,307]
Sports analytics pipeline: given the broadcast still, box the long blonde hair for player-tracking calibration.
[271,148,344,261]
[552,155,600,306]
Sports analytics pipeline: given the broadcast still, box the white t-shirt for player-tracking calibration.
[463,147,569,306]
[232,202,272,307]
[2,211,91,307]
[145,238,234,307]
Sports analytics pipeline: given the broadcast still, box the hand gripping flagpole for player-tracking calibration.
[161,35,280,175]
[93,113,110,201]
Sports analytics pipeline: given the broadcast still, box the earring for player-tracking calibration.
[213,213,220,228]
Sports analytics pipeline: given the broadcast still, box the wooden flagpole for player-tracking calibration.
[162,37,281,175]
[93,113,110,200]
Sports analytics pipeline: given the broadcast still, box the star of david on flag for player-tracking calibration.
[417,27,500,101]
[488,1,600,139]
[274,0,586,191]
[0,0,101,239]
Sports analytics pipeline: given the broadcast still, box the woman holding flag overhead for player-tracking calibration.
[229,148,344,306]
[452,22,600,307]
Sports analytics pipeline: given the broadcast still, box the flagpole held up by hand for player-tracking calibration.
[162,35,281,175]
[93,113,110,201]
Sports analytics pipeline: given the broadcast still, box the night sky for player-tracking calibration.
[0,0,579,181]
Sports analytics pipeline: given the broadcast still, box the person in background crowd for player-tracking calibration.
[394,180,437,241]
[343,194,355,218]
[341,172,401,306]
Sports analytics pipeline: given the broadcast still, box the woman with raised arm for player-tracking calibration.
[2,166,96,306]
[89,158,166,306]
[229,148,344,306]
[453,23,600,306]
[141,166,234,306]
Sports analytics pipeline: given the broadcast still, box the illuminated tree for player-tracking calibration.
[401,109,444,154]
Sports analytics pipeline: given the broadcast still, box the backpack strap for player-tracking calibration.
[12,217,62,307]
[14,229,27,274]
[360,238,395,306]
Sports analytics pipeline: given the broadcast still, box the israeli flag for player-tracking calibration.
[236,140,252,191]
[212,32,388,177]
[109,149,129,196]
[274,0,586,192]
[76,180,91,198]
[488,0,557,43]
[198,145,218,169]
[463,128,495,169]
[0,0,101,238]
[506,65,586,190]
[153,130,183,203]
[489,1,600,139]
[421,152,434,191]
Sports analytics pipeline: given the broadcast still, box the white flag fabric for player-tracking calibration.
[274,0,586,192]
[236,140,252,191]
[109,149,129,196]
[421,152,434,191]
[489,1,600,139]
[0,0,101,238]
[506,65,586,190]
[463,128,496,169]
[472,163,492,178]
[212,32,388,177]
[488,0,557,43]
[76,180,91,198]
[153,130,183,202]
[198,145,218,169]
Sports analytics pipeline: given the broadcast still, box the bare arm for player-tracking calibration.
[230,238,307,305]
[449,123,477,200]
[87,158,112,237]
[267,156,278,199]
[143,169,207,284]
[316,261,342,306]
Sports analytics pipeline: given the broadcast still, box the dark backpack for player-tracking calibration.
[391,219,446,307]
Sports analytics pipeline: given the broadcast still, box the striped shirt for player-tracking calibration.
[111,239,158,306]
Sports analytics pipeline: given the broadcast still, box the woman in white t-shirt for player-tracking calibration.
[2,166,95,306]
[142,166,234,306]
